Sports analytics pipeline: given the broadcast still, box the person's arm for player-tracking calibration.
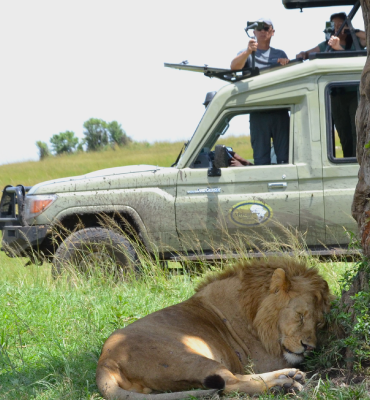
[356,30,366,47]
[230,39,257,70]
[296,45,321,60]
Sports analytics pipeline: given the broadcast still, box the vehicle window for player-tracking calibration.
[190,109,290,168]
[326,82,359,162]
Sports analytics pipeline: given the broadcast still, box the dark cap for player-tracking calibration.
[330,12,347,21]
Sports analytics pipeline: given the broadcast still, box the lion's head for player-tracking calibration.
[197,258,333,366]
[250,260,333,364]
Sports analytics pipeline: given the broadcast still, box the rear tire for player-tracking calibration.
[52,227,138,278]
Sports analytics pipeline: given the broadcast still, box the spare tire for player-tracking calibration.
[52,227,138,278]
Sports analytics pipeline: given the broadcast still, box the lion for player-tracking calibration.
[96,258,333,399]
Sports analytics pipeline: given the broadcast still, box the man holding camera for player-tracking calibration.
[230,18,290,166]
[296,12,365,60]
[230,18,289,70]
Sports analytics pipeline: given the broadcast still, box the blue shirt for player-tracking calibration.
[238,47,288,69]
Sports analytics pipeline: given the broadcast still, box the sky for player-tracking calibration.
[0,0,365,165]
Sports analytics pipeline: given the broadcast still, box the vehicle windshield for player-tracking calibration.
[174,105,210,166]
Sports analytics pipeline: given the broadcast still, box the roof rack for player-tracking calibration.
[309,49,366,59]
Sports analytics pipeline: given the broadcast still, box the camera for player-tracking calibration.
[324,21,335,40]
[245,21,265,35]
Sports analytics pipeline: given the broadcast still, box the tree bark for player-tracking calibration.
[345,1,370,371]
[352,0,370,255]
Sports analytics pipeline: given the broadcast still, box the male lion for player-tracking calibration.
[97,258,332,399]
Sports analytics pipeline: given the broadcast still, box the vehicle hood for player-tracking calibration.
[28,164,167,194]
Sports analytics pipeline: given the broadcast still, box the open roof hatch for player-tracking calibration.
[283,0,357,9]
[164,59,303,83]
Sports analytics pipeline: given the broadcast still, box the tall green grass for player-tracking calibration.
[0,244,366,400]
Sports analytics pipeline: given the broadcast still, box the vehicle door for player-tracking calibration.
[175,107,300,253]
[318,75,360,245]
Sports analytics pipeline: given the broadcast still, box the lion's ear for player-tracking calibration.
[270,268,291,294]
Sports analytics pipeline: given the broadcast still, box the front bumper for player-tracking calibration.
[0,185,50,257]
[1,225,50,257]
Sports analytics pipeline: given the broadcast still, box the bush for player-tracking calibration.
[35,141,51,160]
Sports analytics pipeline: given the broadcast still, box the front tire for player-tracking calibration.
[52,227,138,278]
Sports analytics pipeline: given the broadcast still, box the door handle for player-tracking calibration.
[268,182,287,188]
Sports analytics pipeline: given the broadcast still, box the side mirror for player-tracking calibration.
[208,145,230,177]
[214,145,230,169]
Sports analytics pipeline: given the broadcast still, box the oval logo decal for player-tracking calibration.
[229,201,273,227]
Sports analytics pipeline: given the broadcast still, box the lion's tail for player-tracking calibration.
[96,366,218,400]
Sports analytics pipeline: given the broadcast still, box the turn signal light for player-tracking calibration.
[24,194,57,222]
[31,199,53,214]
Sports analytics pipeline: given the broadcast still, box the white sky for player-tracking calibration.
[0,0,365,165]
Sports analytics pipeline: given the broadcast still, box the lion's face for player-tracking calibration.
[278,293,325,365]
[253,266,331,364]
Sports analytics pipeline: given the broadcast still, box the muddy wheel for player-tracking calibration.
[52,227,138,278]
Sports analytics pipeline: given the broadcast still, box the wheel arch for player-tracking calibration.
[52,205,153,251]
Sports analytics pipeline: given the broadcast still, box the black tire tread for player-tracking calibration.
[52,227,138,277]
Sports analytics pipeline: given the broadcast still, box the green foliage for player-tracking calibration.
[82,118,132,151]
[106,120,131,147]
[82,118,109,151]
[50,131,79,155]
[306,259,370,372]
[35,141,51,160]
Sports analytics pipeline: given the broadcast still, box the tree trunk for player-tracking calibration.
[345,0,370,371]
[352,0,370,254]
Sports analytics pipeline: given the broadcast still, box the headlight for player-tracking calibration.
[24,194,57,221]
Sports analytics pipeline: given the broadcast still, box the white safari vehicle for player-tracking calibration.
[0,0,364,272]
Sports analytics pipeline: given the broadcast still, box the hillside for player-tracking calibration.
[0,136,253,189]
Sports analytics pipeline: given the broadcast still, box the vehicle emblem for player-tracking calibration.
[187,188,221,194]
[229,200,273,227]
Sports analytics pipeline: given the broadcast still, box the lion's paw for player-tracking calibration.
[267,368,305,393]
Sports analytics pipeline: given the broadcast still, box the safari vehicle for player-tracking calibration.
[0,0,365,271]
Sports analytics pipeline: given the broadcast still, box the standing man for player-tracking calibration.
[230,18,290,166]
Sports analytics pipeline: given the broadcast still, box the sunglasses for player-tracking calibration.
[256,26,271,32]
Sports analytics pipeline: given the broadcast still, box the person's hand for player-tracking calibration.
[230,157,244,167]
[248,39,258,53]
[296,51,308,60]
[277,58,290,66]
[229,154,253,167]
[328,36,343,51]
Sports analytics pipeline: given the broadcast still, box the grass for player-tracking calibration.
[0,251,197,400]
[1,247,368,400]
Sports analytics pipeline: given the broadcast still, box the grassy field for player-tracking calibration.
[0,135,254,189]
[1,251,369,400]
